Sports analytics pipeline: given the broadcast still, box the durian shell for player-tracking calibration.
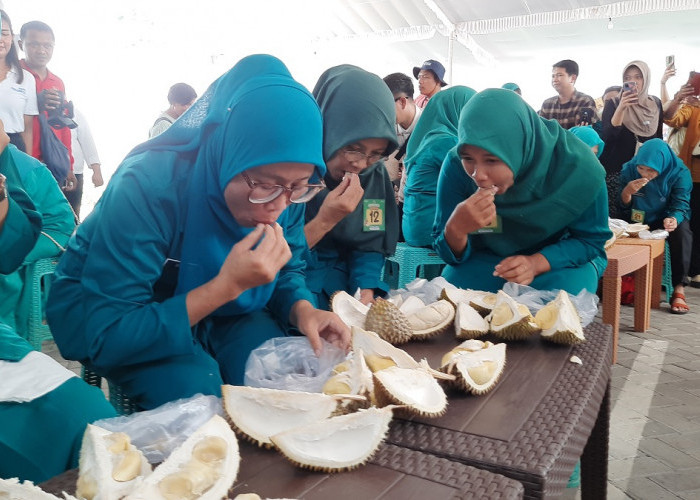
[441,343,507,395]
[372,366,448,417]
[454,302,490,339]
[0,478,78,500]
[270,407,394,472]
[405,299,455,340]
[468,291,498,317]
[364,298,413,345]
[440,339,493,366]
[536,290,585,345]
[440,287,480,308]
[486,291,541,340]
[330,291,369,329]
[124,415,239,500]
[322,350,373,415]
[222,386,338,447]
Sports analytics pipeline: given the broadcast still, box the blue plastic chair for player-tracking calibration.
[81,366,139,415]
[382,242,446,289]
[24,257,59,350]
[661,242,672,304]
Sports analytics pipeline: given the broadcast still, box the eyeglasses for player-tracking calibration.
[25,41,55,50]
[241,171,325,204]
[341,147,385,165]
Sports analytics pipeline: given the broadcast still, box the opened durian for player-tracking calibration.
[486,291,541,340]
[404,300,455,340]
[125,415,239,500]
[222,386,339,447]
[330,291,369,329]
[468,291,498,317]
[364,298,413,344]
[373,366,448,417]
[454,302,490,339]
[76,426,151,500]
[441,342,506,395]
[270,406,394,471]
[322,349,373,414]
[0,478,78,500]
[440,339,494,366]
[394,295,425,316]
[535,290,585,345]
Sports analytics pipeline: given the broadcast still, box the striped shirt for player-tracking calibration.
[538,90,597,129]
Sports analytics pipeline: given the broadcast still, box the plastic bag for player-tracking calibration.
[386,276,453,305]
[244,336,346,393]
[503,282,599,326]
[93,394,223,464]
[639,229,668,240]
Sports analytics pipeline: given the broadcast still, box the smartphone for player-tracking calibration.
[666,55,675,69]
[623,81,637,93]
[581,109,591,123]
[689,71,700,96]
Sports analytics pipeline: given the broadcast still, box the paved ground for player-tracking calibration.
[43,285,700,499]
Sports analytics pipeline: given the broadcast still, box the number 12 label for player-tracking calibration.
[363,199,385,232]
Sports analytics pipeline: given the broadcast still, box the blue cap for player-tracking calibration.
[413,59,448,87]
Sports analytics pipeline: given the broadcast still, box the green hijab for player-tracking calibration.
[404,86,476,171]
[458,88,605,255]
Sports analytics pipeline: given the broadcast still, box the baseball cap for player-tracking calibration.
[413,60,448,87]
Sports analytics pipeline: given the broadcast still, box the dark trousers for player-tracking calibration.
[7,133,26,153]
[63,173,84,219]
[650,218,692,287]
[689,183,700,277]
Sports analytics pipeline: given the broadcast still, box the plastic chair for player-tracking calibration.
[661,242,672,304]
[25,257,59,350]
[81,366,139,415]
[382,242,445,289]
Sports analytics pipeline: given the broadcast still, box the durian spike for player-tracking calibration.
[419,359,456,381]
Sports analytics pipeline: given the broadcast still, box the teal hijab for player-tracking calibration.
[126,55,325,314]
[458,88,606,255]
[404,86,476,171]
[501,82,521,93]
[570,126,605,157]
[307,64,398,256]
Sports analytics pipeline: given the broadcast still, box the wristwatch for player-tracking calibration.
[0,173,7,203]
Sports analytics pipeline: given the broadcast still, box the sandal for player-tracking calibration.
[671,292,690,314]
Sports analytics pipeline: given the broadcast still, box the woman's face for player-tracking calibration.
[0,19,13,61]
[325,138,389,181]
[224,162,315,227]
[459,144,515,195]
[623,66,644,92]
[637,165,659,181]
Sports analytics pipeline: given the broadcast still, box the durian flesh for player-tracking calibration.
[76,426,151,500]
[270,406,394,472]
[487,291,541,340]
[405,300,455,340]
[222,385,338,447]
[373,366,448,417]
[124,415,239,500]
[535,290,585,345]
[454,302,490,339]
[441,342,507,395]
[322,349,373,414]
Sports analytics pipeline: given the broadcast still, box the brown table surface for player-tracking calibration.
[39,442,524,499]
[388,322,613,500]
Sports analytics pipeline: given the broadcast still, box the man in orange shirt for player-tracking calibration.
[19,20,76,192]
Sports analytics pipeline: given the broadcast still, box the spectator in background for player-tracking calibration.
[19,20,77,192]
[68,107,104,219]
[149,82,197,138]
[502,82,522,96]
[538,59,597,129]
[0,10,38,153]
[413,59,448,109]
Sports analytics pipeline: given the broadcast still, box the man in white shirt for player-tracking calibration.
[68,107,103,219]
[148,83,197,138]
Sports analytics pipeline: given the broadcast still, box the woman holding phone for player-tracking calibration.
[599,60,663,218]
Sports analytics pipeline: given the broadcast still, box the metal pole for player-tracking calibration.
[447,30,455,83]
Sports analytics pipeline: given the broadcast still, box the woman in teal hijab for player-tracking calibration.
[0,125,116,483]
[304,65,399,308]
[46,55,351,410]
[403,86,476,247]
[433,89,611,294]
[570,125,605,158]
[618,138,692,313]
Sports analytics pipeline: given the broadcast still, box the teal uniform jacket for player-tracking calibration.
[433,89,611,295]
[0,149,115,483]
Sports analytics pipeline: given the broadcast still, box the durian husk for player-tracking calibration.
[440,287,480,308]
[372,366,448,417]
[440,339,494,367]
[486,291,541,341]
[322,350,373,415]
[468,291,499,317]
[124,415,239,500]
[441,343,507,395]
[454,302,490,339]
[364,298,412,345]
[330,291,369,329]
[405,299,455,340]
[535,290,585,345]
[0,478,78,500]
[270,406,394,472]
[222,386,338,447]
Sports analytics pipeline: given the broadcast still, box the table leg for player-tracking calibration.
[601,277,621,364]
[633,260,651,333]
[580,384,610,500]
[651,253,663,309]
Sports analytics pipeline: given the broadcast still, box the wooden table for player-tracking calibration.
[388,322,613,500]
[615,237,666,308]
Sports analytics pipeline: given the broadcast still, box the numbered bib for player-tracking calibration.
[474,215,503,234]
[363,199,385,232]
[630,209,645,224]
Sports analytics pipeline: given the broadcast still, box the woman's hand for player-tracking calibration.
[216,223,292,302]
[663,217,677,232]
[291,300,351,356]
[444,187,497,258]
[621,178,648,205]
[494,253,550,286]
[661,66,676,85]
[318,172,364,227]
[611,89,638,126]
[359,288,376,305]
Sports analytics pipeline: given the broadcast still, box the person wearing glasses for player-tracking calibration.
[46,55,350,410]
[304,64,399,309]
